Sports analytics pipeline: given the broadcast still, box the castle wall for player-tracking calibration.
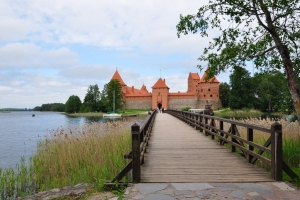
[196,99,222,110]
[125,99,152,110]
[168,98,198,110]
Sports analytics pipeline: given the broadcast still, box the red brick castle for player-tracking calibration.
[111,70,221,110]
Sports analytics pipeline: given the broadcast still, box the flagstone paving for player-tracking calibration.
[121,182,299,200]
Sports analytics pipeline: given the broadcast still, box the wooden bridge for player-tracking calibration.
[140,113,272,182]
[111,110,298,183]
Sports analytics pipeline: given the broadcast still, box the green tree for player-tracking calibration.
[219,82,230,108]
[33,106,41,111]
[84,84,101,112]
[229,66,254,109]
[106,79,123,112]
[65,95,82,113]
[100,83,109,112]
[253,71,293,113]
[50,103,65,112]
[176,0,300,121]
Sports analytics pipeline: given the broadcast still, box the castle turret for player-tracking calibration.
[151,78,169,109]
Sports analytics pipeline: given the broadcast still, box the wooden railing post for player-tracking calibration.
[271,122,283,181]
[195,114,199,130]
[132,123,141,182]
[219,121,223,145]
[200,115,203,132]
[247,128,253,163]
[205,117,208,136]
[231,124,236,152]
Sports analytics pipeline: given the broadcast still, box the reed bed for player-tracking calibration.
[1,119,134,199]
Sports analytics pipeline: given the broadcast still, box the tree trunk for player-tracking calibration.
[259,1,300,121]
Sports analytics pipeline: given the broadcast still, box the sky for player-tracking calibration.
[0,0,235,109]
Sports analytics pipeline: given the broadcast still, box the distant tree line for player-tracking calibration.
[33,103,65,112]
[0,108,32,111]
[32,79,123,114]
[65,79,123,113]
[219,67,296,114]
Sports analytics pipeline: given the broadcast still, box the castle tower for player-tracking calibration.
[198,71,220,99]
[111,70,127,96]
[151,78,169,109]
[188,72,201,94]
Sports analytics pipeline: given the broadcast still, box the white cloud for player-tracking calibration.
[0,0,230,108]
[0,43,79,69]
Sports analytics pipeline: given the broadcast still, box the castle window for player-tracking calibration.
[204,95,206,97]
[210,94,212,97]
[208,88,210,91]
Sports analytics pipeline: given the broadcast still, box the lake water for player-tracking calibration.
[0,111,137,169]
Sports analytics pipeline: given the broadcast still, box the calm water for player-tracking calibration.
[0,111,131,169]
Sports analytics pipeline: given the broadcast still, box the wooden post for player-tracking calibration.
[219,121,223,145]
[195,114,199,130]
[132,123,141,182]
[205,117,208,136]
[231,124,236,152]
[211,119,215,140]
[271,122,283,181]
[247,128,253,163]
[200,115,203,133]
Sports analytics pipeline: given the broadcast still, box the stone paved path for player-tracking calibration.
[119,182,300,200]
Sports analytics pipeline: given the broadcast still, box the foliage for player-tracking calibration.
[32,103,65,112]
[252,71,293,113]
[229,66,254,109]
[100,83,109,113]
[33,106,42,111]
[65,95,82,113]
[84,84,101,112]
[219,82,230,108]
[105,79,123,112]
[181,106,191,111]
[176,0,300,121]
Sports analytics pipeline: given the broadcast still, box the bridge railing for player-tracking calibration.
[110,109,157,183]
[165,109,298,181]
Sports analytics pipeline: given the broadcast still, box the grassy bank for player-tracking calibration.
[0,120,133,199]
[214,108,282,118]
[65,109,149,117]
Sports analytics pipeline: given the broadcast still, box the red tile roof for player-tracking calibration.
[199,71,220,83]
[152,78,169,89]
[111,70,126,85]
[190,72,200,80]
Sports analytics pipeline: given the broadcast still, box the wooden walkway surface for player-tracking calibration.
[141,113,273,182]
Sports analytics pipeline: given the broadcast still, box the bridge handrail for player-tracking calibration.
[110,109,157,183]
[165,109,298,181]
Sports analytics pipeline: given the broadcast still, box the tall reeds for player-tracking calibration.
[1,120,133,199]
[236,118,300,168]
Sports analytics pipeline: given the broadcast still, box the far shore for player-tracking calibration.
[64,110,149,117]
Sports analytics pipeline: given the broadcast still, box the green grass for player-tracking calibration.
[214,108,264,118]
[120,109,149,116]
[0,121,132,199]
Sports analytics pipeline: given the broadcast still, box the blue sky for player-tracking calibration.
[1,0,234,108]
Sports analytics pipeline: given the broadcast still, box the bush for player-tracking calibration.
[181,106,191,111]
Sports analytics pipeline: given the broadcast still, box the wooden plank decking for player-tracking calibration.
[141,113,273,182]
